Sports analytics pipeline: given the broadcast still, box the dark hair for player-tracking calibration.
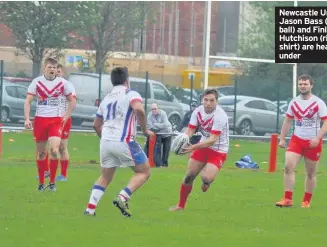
[203,88,218,100]
[44,57,58,66]
[111,67,129,86]
[57,63,63,69]
[298,74,314,85]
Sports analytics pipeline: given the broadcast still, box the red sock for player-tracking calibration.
[87,204,96,210]
[60,160,69,177]
[36,160,45,184]
[49,159,59,183]
[44,153,49,172]
[303,192,312,203]
[178,183,193,208]
[284,190,293,200]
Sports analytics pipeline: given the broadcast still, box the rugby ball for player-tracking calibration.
[171,133,190,155]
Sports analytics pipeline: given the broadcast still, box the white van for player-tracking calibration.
[68,73,185,130]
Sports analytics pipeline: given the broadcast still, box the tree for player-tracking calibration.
[237,1,327,101]
[0,1,96,77]
[86,1,153,73]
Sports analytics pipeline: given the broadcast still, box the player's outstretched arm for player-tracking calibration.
[131,101,153,136]
[24,94,34,129]
[192,133,219,150]
[279,117,292,141]
[181,133,218,154]
[184,126,196,137]
[93,100,105,138]
[279,117,292,148]
[185,108,198,137]
[280,100,295,147]
[316,101,327,140]
[64,94,76,120]
[316,119,327,140]
[93,116,103,138]
[24,94,33,119]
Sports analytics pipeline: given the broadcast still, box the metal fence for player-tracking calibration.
[2,57,327,138]
[224,60,294,136]
[0,59,194,132]
[199,58,327,137]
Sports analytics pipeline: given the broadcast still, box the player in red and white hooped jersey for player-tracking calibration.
[24,58,75,192]
[169,88,229,211]
[276,74,327,208]
[56,64,77,181]
[35,64,77,181]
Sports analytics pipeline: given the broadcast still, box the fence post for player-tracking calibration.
[97,68,102,104]
[148,134,156,168]
[276,80,280,133]
[268,133,278,172]
[0,60,4,123]
[233,78,238,135]
[190,74,194,110]
[145,71,149,114]
[0,123,2,160]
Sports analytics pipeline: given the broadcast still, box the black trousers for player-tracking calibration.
[161,136,172,166]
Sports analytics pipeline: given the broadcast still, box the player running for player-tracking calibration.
[24,58,75,191]
[84,67,154,217]
[169,88,229,211]
[276,74,327,208]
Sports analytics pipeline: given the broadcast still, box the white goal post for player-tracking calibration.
[204,0,298,98]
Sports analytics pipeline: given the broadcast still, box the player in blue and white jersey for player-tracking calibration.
[84,67,154,217]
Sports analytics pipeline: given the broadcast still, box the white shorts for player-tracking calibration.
[100,140,148,168]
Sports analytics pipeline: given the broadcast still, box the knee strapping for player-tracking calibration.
[59,147,68,156]
[284,166,294,174]
[50,149,59,159]
[306,173,315,180]
[38,151,47,159]
[184,174,196,184]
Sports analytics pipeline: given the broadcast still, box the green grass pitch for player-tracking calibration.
[0,131,326,247]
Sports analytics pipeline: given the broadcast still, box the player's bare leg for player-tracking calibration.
[128,163,151,191]
[199,163,220,192]
[113,163,151,217]
[58,140,69,181]
[36,141,48,191]
[276,151,302,207]
[301,157,318,208]
[47,136,61,191]
[84,167,117,216]
[169,159,206,211]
